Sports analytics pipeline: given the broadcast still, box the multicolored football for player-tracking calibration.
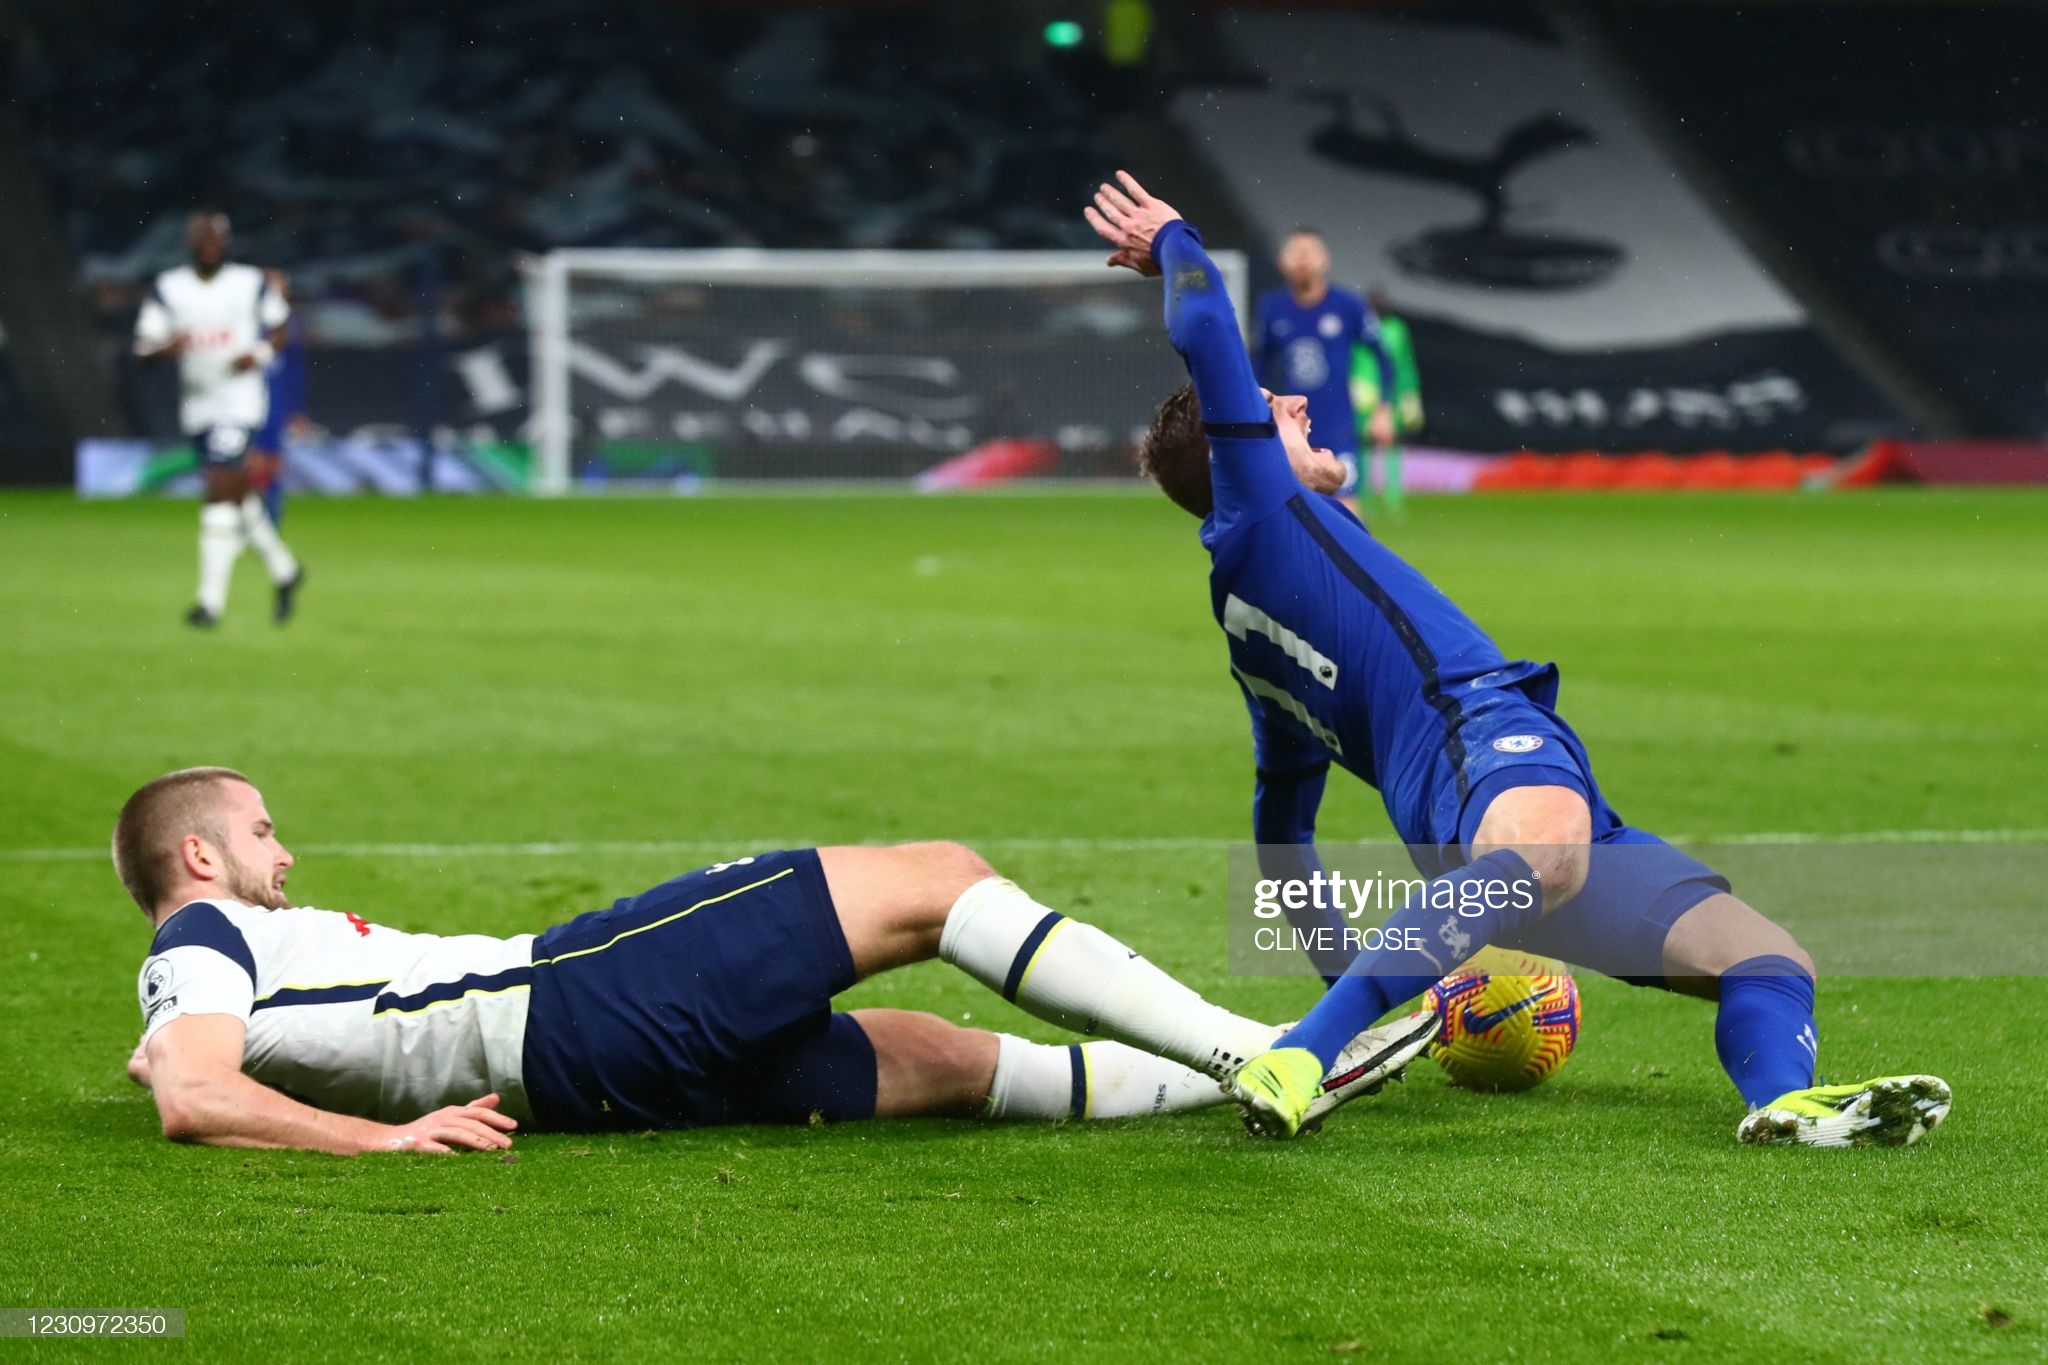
[1425,963,1581,1092]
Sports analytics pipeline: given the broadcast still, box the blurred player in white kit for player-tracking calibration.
[134,212,304,628]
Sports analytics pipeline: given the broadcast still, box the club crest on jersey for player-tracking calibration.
[1318,312,1343,338]
[142,958,179,1025]
[1491,735,1544,753]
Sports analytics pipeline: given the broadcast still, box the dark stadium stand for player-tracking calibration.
[9,0,2039,466]
[1594,1,2048,436]
[0,338,42,456]
[15,1,1124,345]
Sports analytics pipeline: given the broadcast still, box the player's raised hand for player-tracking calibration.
[1085,170,1180,277]
[381,1092,518,1154]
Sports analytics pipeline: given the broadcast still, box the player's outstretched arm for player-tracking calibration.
[1085,169,1175,277]
[144,1014,516,1155]
[1087,172,1298,521]
[1087,172,1268,426]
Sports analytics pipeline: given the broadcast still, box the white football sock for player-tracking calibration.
[983,1034,1227,1120]
[240,495,298,584]
[197,501,245,615]
[939,877,1279,1079]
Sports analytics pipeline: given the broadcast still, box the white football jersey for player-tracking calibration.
[138,899,536,1122]
[133,263,289,433]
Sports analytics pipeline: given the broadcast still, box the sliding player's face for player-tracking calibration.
[209,781,295,910]
[1263,389,1347,495]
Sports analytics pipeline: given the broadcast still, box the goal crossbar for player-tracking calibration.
[529,247,1250,494]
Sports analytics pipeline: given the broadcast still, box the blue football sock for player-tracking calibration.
[1277,849,1543,1070]
[1715,955,1818,1108]
[262,478,285,528]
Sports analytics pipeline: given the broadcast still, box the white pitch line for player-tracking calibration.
[4,829,2046,863]
[0,836,1224,863]
[1671,828,2048,847]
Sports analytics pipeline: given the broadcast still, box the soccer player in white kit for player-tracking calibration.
[117,767,1434,1153]
[133,213,304,628]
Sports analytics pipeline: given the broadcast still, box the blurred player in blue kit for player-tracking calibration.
[1087,171,1950,1150]
[1251,229,1396,506]
[249,269,309,528]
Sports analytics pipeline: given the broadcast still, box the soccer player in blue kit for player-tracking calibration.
[249,269,308,528]
[1086,172,1951,1149]
[1251,229,1395,501]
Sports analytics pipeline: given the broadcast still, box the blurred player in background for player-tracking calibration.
[1089,171,1951,1150]
[1250,229,1395,509]
[1350,289,1425,512]
[133,212,304,629]
[249,269,309,528]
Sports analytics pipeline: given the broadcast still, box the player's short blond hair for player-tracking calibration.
[112,767,249,916]
[1138,382,1213,519]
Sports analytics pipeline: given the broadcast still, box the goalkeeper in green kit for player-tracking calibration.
[1351,293,1424,511]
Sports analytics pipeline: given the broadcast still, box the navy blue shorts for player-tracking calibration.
[1416,689,1730,984]
[193,425,253,468]
[1486,830,1728,983]
[521,849,876,1131]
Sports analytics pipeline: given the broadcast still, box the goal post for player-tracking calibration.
[528,248,1250,494]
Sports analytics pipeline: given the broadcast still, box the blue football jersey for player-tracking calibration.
[1159,221,1551,844]
[1251,286,1388,455]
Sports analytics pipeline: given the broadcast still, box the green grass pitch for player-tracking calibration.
[1,489,2044,1361]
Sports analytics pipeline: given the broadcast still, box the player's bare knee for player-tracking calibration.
[1480,829,1588,911]
[1472,784,1591,910]
[877,841,996,945]
[944,840,999,887]
[1524,841,1589,911]
[901,840,997,900]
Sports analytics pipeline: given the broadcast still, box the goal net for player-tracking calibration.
[528,248,1249,493]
